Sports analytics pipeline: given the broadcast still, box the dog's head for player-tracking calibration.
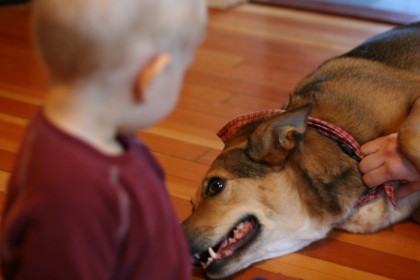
[183,106,359,279]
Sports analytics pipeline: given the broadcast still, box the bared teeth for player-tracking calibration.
[208,247,217,258]
[200,247,217,269]
[236,222,245,230]
[199,218,258,270]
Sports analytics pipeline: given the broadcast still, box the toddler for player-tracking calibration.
[1,0,207,279]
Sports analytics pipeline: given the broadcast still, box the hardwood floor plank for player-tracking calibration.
[0,88,44,106]
[329,229,420,261]
[0,96,38,120]
[139,132,210,162]
[185,71,291,103]
[0,119,26,152]
[182,82,234,103]
[171,196,195,221]
[208,11,359,53]
[164,109,226,134]
[166,175,200,202]
[0,170,10,193]
[0,82,47,101]
[0,53,47,89]
[391,221,420,239]
[256,253,391,280]
[0,149,16,173]
[193,49,245,71]
[196,148,222,166]
[155,153,210,183]
[145,124,223,150]
[300,238,420,280]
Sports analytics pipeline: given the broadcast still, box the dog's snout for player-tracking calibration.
[183,219,214,253]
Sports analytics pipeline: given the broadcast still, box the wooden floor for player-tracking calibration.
[0,3,419,280]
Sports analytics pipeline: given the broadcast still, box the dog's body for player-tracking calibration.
[183,23,420,279]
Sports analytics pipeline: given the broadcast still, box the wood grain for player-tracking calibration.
[0,3,419,280]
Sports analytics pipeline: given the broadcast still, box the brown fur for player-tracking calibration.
[183,23,420,279]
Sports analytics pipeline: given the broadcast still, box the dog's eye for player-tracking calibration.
[205,177,225,197]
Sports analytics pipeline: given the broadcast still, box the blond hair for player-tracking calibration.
[33,0,207,83]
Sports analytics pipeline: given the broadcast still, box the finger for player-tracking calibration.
[359,153,384,174]
[360,133,398,156]
[361,166,392,187]
[362,158,419,187]
[360,137,384,155]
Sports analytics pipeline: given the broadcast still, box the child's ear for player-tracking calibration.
[134,53,172,103]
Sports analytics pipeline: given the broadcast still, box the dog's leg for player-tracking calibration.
[398,98,420,172]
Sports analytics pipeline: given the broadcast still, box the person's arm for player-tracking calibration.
[359,133,420,200]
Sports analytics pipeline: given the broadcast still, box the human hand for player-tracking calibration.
[359,133,420,200]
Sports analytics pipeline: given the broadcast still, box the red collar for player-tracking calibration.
[217,109,397,209]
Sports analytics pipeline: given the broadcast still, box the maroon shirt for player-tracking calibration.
[1,112,191,280]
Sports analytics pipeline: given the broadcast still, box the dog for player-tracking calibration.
[182,22,420,279]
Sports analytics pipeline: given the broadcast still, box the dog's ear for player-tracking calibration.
[247,106,311,165]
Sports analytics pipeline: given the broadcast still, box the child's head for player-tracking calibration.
[34,0,207,84]
[34,0,207,131]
